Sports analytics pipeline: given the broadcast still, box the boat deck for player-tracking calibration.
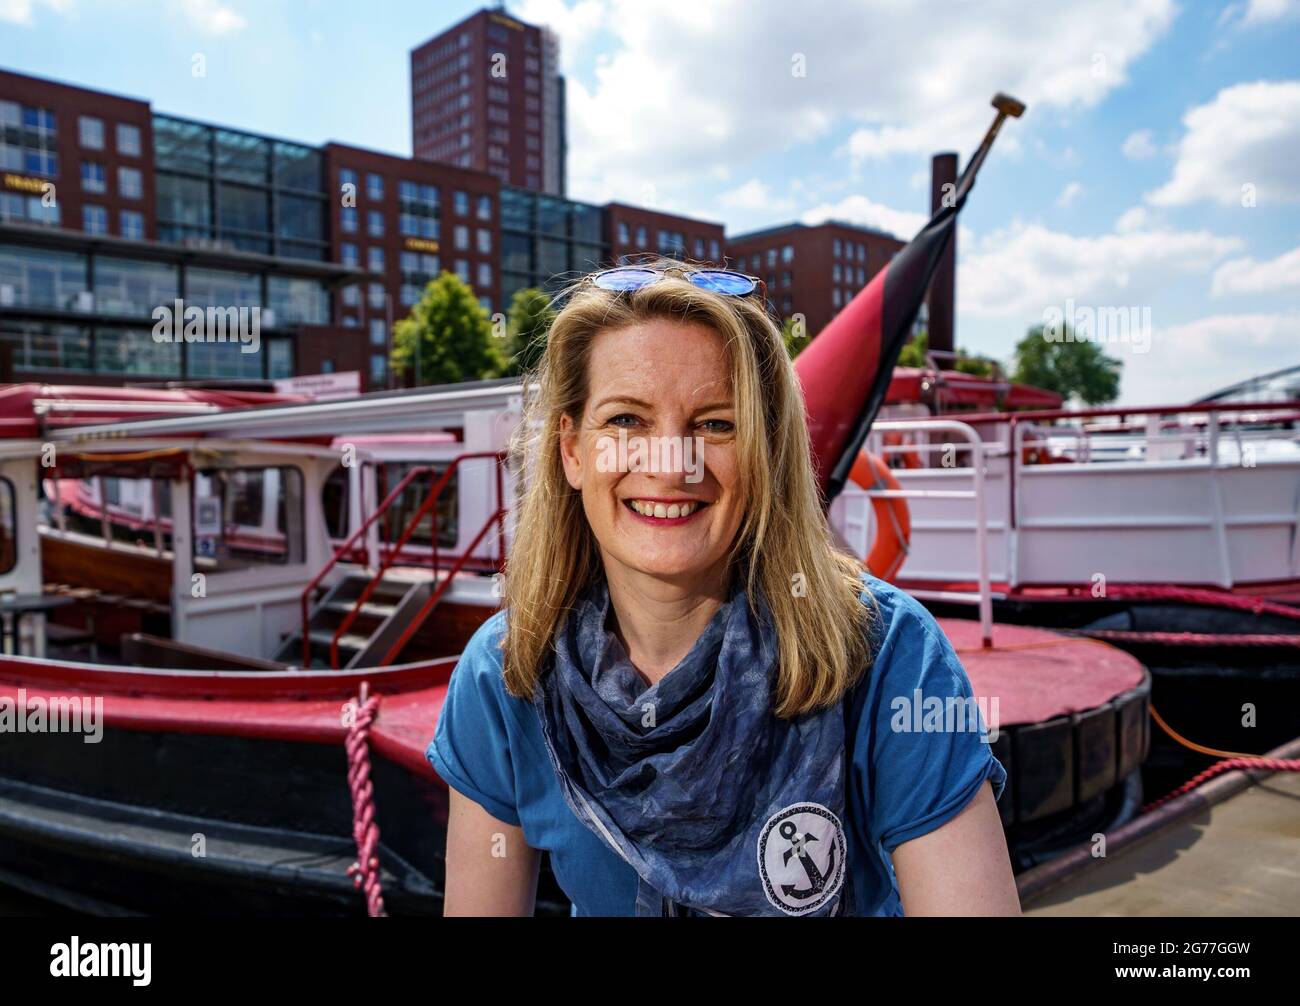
[1025,770,1300,916]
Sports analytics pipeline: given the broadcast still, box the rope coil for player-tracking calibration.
[345,682,387,917]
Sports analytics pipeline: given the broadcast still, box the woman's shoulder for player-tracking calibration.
[443,608,526,709]
[854,570,944,649]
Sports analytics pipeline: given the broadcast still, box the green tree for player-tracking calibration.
[896,330,995,377]
[501,287,556,376]
[390,272,504,386]
[781,315,811,358]
[1011,323,1121,405]
[897,330,929,368]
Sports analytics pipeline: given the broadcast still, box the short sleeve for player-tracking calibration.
[426,611,522,826]
[854,581,1007,854]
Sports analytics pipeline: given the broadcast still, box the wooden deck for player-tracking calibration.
[1026,770,1300,916]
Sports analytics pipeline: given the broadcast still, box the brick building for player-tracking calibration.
[725,221,905,335]
[411,6,565,196]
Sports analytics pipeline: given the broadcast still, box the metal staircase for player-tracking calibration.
[280,451,507,670]
[275,568,433,669]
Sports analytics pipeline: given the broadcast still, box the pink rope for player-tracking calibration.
[1142,757,1300,813]
[345,684,387,917]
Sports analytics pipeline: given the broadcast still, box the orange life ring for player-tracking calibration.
[849,450,912,581]
[882,431,923,469]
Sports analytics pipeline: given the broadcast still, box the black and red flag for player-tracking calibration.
[795,93,1025,504]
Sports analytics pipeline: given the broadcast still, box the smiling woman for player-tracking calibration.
[427,259,1020,917]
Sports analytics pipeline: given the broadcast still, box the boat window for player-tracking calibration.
[321,464,350,539]
[193,466,305,569]
[0,477,14,574]
[375,463,458,552]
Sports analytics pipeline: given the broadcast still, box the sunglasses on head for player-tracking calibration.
[588,266,767,300]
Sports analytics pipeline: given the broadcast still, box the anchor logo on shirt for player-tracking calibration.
[778,819,837,899]
[757,802,846,915]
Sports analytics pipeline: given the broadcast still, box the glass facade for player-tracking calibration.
[0,240,332,380]
[499,186,607,309]
[152,114,328,260]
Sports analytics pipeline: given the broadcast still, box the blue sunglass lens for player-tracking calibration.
[593,268,659,292]
[689,271,757,295]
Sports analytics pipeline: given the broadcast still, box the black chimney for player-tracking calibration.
[927,152,958,367]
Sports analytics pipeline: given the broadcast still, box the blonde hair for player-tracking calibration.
[501,260,871,717]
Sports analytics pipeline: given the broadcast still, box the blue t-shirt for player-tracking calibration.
[427,574,1006,916]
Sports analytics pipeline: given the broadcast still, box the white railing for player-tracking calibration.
[858,419,994,646]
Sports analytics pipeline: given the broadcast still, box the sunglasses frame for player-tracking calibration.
[588,265,768,303]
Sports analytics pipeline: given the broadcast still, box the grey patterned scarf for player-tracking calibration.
[533,577,851,916]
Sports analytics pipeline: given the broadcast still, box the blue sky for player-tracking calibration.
[2,0,1297,404]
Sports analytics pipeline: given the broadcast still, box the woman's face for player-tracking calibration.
[560,318,746,592]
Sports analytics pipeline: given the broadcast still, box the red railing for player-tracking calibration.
[328,451,504,669]
[299,464,440,667]
[378,501,507,667]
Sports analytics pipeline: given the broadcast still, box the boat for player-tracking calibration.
[1,93,1279,915]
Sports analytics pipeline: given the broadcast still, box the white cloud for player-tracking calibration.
[1211,245,1300,296]
[0,0,71,26]
[178,0,245,35]
[1121,129,1157,159]
[960,220,1243,317]
[1219,0,1300,27]
[718,178,795,213]
[1115,206,1151,232]
[1242,0,1300,23]
[1147,80,1300,207]
[1123,310,1300,403]
[514,0,607,74]
[555,0,1176,206]
[797,194,928,242]
[1056,181,1083,207]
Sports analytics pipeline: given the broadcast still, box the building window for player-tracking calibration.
[82,204,108,235]
[78,116,104,149]
[832,288,842,308]
[453,225,468,251]
[781,270,791,288]
[367,173,384,200]
[341,242,358,267]
[454,190,469,215]
[116,123,142,157]
[341,284,359,306]
[476,228,491,253]
[857,243,866,262]
[617,222,630,245]
[833,239,842,257]
[693,238,705,259]
[370,353,387,385]
[709,239,720,262]
[833,263,842,282]
[635,225,646,248]
[367,209,385,237]
[455,259,469,282]
[368,282,385,308]
[339,168,357,191]
[341,206,357,233]
[367,247,385,272]
[118,166,143,200]
[476,194,492,220]
[80,161,107,194]
[782,245,794,263]
[477,262,492,287]
[119,210,144,240]
[369,318,387,347]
